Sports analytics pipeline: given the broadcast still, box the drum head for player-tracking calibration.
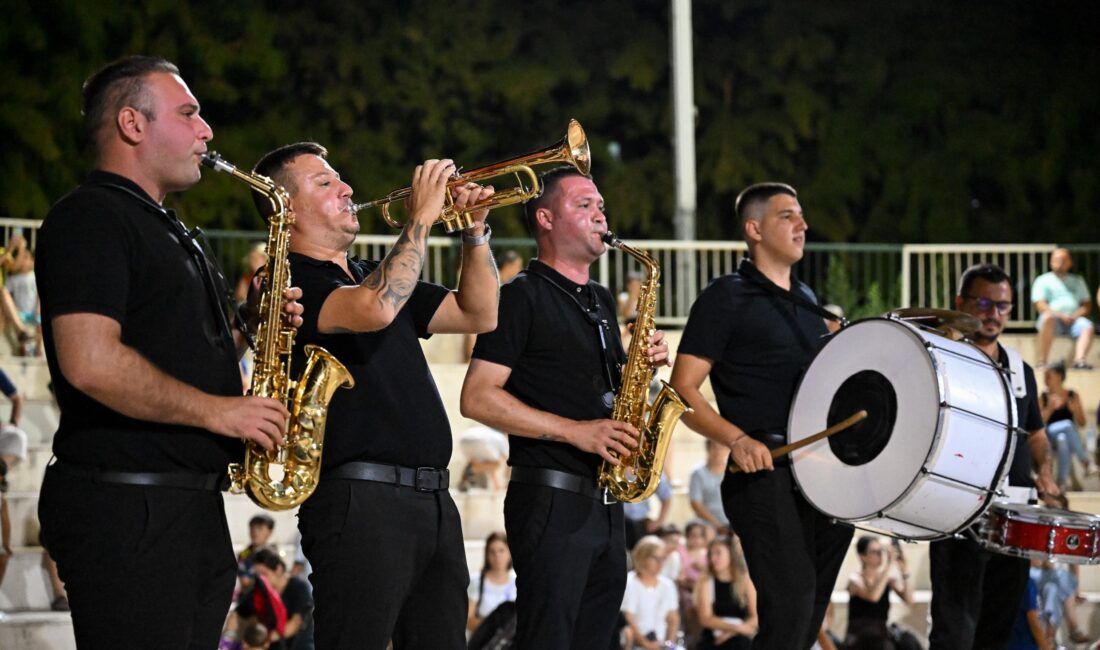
[790,319,941,520]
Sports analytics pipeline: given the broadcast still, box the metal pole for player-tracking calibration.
[671,0,698,312]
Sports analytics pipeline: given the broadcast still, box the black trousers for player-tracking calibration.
[928,535,1029,649]
[722,465,852,650]
[38,465,236,650]
[504,481,627,650]
[298,478,468,650]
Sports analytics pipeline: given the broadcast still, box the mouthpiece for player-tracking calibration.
[200,152,235,175]
[601,231,622,248]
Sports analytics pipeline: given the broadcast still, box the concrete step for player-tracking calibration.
[0,548,59,611]
[0,612,75,650]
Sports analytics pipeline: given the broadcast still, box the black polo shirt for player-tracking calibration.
[472,259,626,476]
[288,252,452,470]
[678,258,829,439]
[998,345,1042,488]
[37,170,243,472]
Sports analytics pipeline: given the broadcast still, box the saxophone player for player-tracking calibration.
[251,142,498,648]
[36,56,302,648]
[461,166,670,650]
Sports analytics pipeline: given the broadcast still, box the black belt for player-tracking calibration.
[48,459,229,491]
[326,461,450,492]
[510,466,617,504]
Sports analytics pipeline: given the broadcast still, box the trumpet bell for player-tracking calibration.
[352,119,592,233]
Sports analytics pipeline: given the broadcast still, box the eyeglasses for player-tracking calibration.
[964,295,1013,315]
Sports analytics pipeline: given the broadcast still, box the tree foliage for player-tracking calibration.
[2,0,1097,243]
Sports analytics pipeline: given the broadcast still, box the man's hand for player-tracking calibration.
[452,181,495,233]
[646,329,671,367]
[730,436,773,473]
[406,159,456,227]
[244,281,305,332]
[567,419,639,465]
[205,396,289,451]
[1035,469,1060,498]
[282,286,304,330]
[1060,312,1075,325]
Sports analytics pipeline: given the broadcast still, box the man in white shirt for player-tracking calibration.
[1032,247,1094,369]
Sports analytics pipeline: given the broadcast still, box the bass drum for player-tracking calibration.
[789,317,1017,541]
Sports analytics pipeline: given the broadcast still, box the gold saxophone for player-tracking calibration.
[598,232,692,503]
[202,152,355,511]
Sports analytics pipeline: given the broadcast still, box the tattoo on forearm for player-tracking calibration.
[363,223,429,310]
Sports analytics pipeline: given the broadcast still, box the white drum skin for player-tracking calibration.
[789,317,1017,540]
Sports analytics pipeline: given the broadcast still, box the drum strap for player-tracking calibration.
[1002,345,1028,399]
[740,261,847,326]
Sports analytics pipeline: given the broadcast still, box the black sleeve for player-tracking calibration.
[293,263,350,343]
[234,587,256,617]
[38,190,134,323]
[281,577,313,617]
[678,278,738,361]
[471,279,532,368]
[407,279,450,339]
[1022,364,1045,433]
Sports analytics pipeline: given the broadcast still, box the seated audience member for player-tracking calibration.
[229,548,313,650]
[658,524,683,585]
[623,471,672,550]
[622,535,680,650]
[694,535,756,649]
[844,536,913,649]
[1031,248,1094,369]
[467,531,517,634]
[238,514,276,585]
[678,520,714,640]
[0,427,28,606]
[1040,361,1090,490]
[0,369,23,426]
[689,439,730,530]
[1006,575,1052,650]
[0,234,36,353]
[457,425,509,491]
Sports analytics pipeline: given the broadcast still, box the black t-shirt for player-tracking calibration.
[678,258,829,439]
[37,171,243,472]
[288,252,451,470]
[471,259,626,476]
[999,345,1042,488]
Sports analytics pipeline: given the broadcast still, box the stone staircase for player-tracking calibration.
[4,328,1100,647]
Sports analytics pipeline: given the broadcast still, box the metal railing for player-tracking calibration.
[5,217,1098,329]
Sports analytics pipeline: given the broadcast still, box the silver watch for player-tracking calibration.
[462,224,491,246]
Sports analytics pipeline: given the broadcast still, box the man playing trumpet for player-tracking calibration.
[252,142,499,648]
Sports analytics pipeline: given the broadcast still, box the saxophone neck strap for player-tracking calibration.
[526,268,622,397]
[95,181,253,351]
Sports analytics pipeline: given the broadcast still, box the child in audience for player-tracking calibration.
[621,535,680,649]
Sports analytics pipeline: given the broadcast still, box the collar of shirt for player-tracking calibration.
[527,259,595,295]
[288,251,367,282]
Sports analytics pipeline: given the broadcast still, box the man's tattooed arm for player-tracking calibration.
[361,222,430,312]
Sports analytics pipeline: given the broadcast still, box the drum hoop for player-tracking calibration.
[789,317,1016,533]
[789,318,934,519]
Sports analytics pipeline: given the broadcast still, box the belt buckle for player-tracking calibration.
[602,487,616,506]
[415,467,437,492]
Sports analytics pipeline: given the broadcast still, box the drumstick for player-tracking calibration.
[728,410,869,475]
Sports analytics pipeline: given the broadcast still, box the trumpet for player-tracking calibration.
[351,119,591,233]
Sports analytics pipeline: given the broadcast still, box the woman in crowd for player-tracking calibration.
[1040,361,1090,490]
[678,520,713,640]
[694,535,756,649]
[844,536,913,649]
[467,531,517,635]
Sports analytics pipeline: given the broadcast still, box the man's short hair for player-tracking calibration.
[523,166,592,236]
[82,56,180,154]
[252,142,329,216]
[499,249,521,267]
[958,263,1011,298]
[248,514,275,531]
[734,182,798,240]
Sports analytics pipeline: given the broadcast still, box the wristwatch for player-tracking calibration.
[462,224,491,246]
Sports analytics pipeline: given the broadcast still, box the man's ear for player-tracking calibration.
[116,106,147,145]
[743,218,762,244]
[535,207,553,231]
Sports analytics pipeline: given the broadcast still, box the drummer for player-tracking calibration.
[671,182,852,649]
[928,263,1058,649]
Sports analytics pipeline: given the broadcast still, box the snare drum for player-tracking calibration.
[789,317,1017,540]
[977,503,1100,564]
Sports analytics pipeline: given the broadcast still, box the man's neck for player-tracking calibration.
[97,155,167,204]
[974,337,999,359]
[290,237,354,278]
[535,252,592,285]
[749,253,793,290]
